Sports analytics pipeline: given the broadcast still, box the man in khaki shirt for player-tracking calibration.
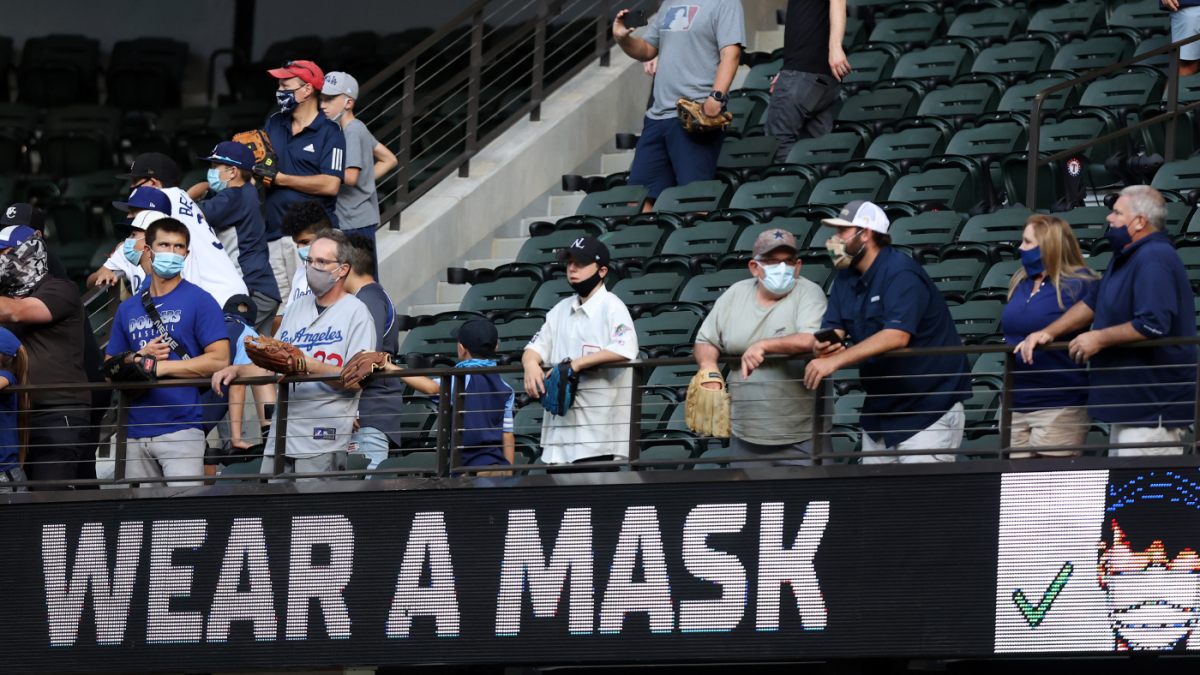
[694,229,827,466]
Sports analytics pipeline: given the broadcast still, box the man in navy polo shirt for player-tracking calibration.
[261,60,345,315]
[189,140,281,335]
[1019,186,1198,455]
[804,201,970,462]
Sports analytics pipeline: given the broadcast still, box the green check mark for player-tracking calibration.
[1013,562,1073,628]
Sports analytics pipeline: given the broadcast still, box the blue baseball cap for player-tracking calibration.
[112,186,172,214]
[197,141,256,171]
[0,327,20,357]
[0,225,35,249]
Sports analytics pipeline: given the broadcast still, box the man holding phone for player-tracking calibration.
[804,201,970,463]
[694,229,827,466]
[613,2,744,211]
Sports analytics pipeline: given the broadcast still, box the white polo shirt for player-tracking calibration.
[525,285,638,463]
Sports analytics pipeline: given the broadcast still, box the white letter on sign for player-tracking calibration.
[207,518,277,642]
[43,522,144,646]
[285,515,355,640]
[755,501,830,631]
[495,508,594,636]
[386,511,460,637]
[147,519,208,643]
[679,503,748,632]
[599,506,674,634]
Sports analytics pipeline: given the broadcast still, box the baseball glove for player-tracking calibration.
[685,369,731,438]
[231,129,279,188]
[245,335,307,377]
[341,350,391,388]
[102,350,157,398]
[541,359,579,416]
[676,98,733,134]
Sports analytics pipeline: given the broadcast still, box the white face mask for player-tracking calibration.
[757,261,796,295]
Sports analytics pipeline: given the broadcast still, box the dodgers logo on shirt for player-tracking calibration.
[661,5,699,30]
[280,327,345,349]
[127,310,181,333]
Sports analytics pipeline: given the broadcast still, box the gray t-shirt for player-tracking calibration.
[695,277,826,445]
[642,0,746,120]
[336,118,380,230]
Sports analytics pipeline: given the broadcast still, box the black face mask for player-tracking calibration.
[569,270,604,298]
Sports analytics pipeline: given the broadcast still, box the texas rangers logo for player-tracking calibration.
[661,5,699,30]
[1067,158,1082,178]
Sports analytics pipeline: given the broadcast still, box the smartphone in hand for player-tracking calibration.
[623,9,648,28]
[814,328,844,346]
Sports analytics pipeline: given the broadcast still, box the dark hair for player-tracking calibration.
[280,200,331,237]
[345,232,376,276]
[144,217,190,248]
[310,228,354,267]
[871,231,891,248]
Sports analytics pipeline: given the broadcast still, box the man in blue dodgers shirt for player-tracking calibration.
[1019,185,1199,455]
[106,218,230,486]
[804,200,971,462]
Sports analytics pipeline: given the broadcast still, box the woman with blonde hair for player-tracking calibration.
[0,327,29,491]
[1002,214,1099,456]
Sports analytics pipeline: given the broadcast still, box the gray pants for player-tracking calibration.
[127,428,206,487]
[251,289,280,336]
[728,436,814,468]
[278,452,346,482]
[764,70,842,164]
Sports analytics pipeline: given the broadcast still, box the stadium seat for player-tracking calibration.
[678,268,753,305]
[1085,251,1112,272]
[1058,206,1110,245]
[217,457,265,483]
[888,166,983,213]
[921,258,989,301]
[401,320,466,359]
[528,279,575,311]
[892,44,975,87]
[516,229,590,265]
[638,444,693,470]
[836,86,921,135]
[459,277,540,315]
[972,39,1055,83]
[625,181,732,231]
[917,80,1003,123]
[870,13,947,49]
[1050,35,1134,73]
[636,311,702,354]
[0,103,36,173]
[718,175,811,220]
[599,227,667,261]
[950,300,1005,343]
[726,96,768,137]
[1178,247,1200,289]
[1028,1,1106,39]
[889,211,966,261]
[735,218,820,251]
[717,136,781,183]
[612,273,687,310]
[843,45,901,91]
[996,73,1082,117]
[495,318,543,355]
[866,127,948,173]
[740,59,783,91]
[966,259,1023,300]
[1165,202,1196,238]
[371,453,438,478]
[1109,0,1170,37]
[19,34,101,106]
[777,132,869,173]
[513,404,546,438]
[1078,68,1165,111]
[39,105,121,177]
[395,400,440,442]
[943,208,1028,263]
[809,169,893,205]
[660,221,739,261]
[566,185,650,231]
[106,38,189,111]
[1151,158,1200,195]
[947,7,1028,45]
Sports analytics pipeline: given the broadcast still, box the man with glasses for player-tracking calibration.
[212,229,373,479]
[262,60,346,313]
[694,229,828,466]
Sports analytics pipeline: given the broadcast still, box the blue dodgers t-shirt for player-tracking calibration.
[263,110,346,238]
[106,280,229,439]
[201,182,281,301]
[1002,274,1094,411]
[1084,230,1198,426]
[0,370,17,471]
[823,246,971,447]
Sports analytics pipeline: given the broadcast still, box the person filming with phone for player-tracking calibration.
[692,229,828,466]
[803,201,971,463]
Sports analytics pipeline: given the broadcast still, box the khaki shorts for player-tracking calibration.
[1010,406,1090,458]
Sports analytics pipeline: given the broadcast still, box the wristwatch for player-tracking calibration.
[709,90,728,105]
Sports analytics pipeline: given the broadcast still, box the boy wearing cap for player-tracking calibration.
[186,141,282,335]
[88,208,167,294]
[521,237,638,466]
[694,228,828,466]
[804,200,970,463]
[320,72,399,246]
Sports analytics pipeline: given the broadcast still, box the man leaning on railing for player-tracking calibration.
[1018,186,1199,455]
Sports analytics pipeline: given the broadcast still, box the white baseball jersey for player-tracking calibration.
[101,241,149,293]
[282,264,311,313]
[265,291,375,458]
[525,284,639,463]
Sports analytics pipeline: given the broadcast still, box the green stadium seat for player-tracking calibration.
[1178,247,1200,289]
[780,132,869,169]
[1110,0,1169,36]
[1051,35,1134,72]
[528,279,575,310]
[599,227,667,260]
[843,47,900,90]
[459,277,539,313]
[809,170,893,205]
[635,311,702,352]
[516,229,589,264]
[639,394,677,434]
[1085,251,1112,273]
[645,180,732,217]
[735,218,819,251]
[948,7,1028,43]
[722,175,811,217]
[574,185,650,220]
[217,457,265,483]
[678,268,753,305]
[963,385,1000,428]
[638,443,693,470]
[888,167,980,213]
[513,403,546,438]
[866,127,947,171]
[921,258,989,300]
[371,453,438,479]
[966,259,1022,300]
[40,105,122,177]
[946,121,1028,159]
[727,96,768,137]
[1058,206,1110,245]
[718,136,781,183]
[740,59,783,91]
[1152,158,1200,194]
[917,81,1003,121]
[1165,202,1196,238]
[972,39,1054,82]
[892,44,974,86]
[1078,69,1164,109]
[1029,1,1106,38]
[1132,34,1170,71]
[1030,115,1113,187]
[613,273,687,308]
[943,208,1029,263]
[496,319,543,355]
[889,211,966,261]
[997,74,1081,116]
[19,34,102,107]
[693,446,732,470]
[393,400,439,442]
[870,13,947,48]
[400,320,465,358]
[999,151,1061,211]
[660,222,739,259]
[836,87,921,134]
[799,264,834,290]
[950,300,1005,343]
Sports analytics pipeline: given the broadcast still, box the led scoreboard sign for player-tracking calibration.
[2,468,1199,673]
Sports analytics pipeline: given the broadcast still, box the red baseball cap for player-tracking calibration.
[267,60,324,89]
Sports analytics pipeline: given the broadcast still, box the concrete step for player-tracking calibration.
[548,194,585,215]
[435,281,470,304]
[409,302,461,316]
[493,236,528,259]
[601,151,635,175]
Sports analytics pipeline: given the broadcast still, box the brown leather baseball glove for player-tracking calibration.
[676,98,733,134]
[245,335,307,377]
[231,129,279,187]
[341,350,391,388]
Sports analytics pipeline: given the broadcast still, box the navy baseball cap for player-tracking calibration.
[1,204,45,232]
[554,236,610,268]
[117,152,182,185]
[451,319,498,358]
[197,141,256,171]
[223,294,258,326]
[0,225,35,249]
[113,186,172,214]
[0,327,20,358]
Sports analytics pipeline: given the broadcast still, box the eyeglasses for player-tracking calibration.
[304,256,343,269]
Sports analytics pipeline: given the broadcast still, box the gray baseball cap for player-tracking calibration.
[322,71,359,99]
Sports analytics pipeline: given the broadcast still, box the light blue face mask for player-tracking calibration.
[151,251,185,280]
[207,167,230,193]
[123,237,143,265]
[298,245,311,261]
[759,261,797,295]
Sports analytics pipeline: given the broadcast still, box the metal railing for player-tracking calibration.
[1027,32,1200,207]
[355,0,660,230]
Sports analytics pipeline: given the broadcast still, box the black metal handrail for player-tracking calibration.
[1027,31,1200,206]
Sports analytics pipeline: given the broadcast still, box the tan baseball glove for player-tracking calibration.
[245,335,307,377]
[676,98,733,134]
[231,129,279,187]
[685,369,731,438]
[341,350,391,388]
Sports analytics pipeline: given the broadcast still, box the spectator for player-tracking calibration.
[694,229,828,466]
[104,218,230,486]
[341,233,403,469]
[272,199,330,332]
[198,295,276,456]
[804,201,971,463]
[212,229,374,479]
[1003,215,1099,456]
[614,2,744,211]
[765,0,851,163]
[320,72,398,247]
[522,237,638,467]
[264,60,346,309]
[1163,0,1200,83]
[187,141,282,335]
[373,319,516,474]
[88,209,166,294]
[0,327,28,492]
[1018,186,1198,455]
[0,225,92,489]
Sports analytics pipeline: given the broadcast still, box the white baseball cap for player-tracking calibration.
[820,200,890,234]
[130,210,168,231]
[322,71,359,99]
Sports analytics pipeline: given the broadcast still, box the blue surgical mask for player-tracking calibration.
[151,251,185,279]
[759,262,797,295]
[276,88,298,113]
[123,237,143,265]
[1104,224,1133,252]
[298,245,310,261]
[1020,246,1045,278]
[207,167,229,193]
